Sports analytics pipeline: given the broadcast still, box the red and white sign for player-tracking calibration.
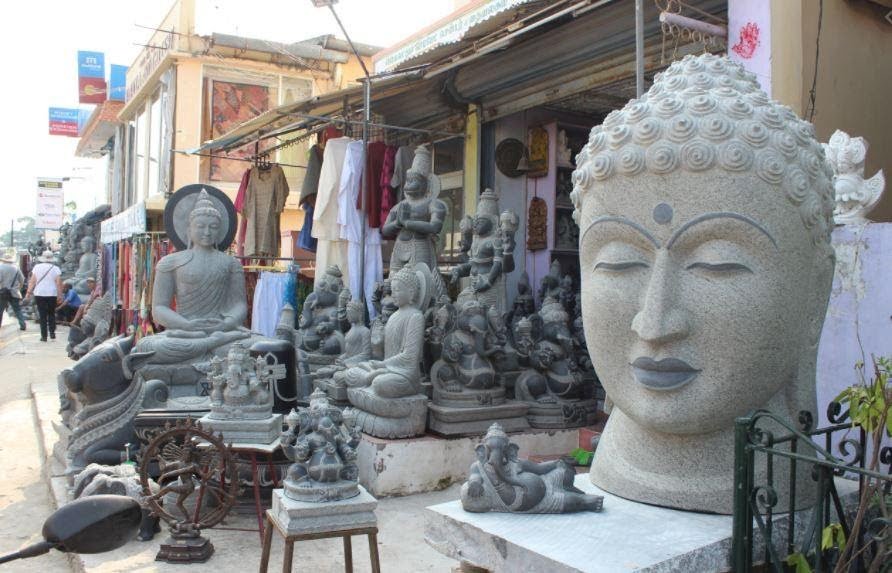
[35,178,65,230]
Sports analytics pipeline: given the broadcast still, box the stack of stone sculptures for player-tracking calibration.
[198,342,283,444]
[461,423,603,514]
[61,187,295,477]
[513,265,600,429]
[57,204,110,295]
[273,389,377,533]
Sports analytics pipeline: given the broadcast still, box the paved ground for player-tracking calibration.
[0,321,72,572]
[1,316,463,572]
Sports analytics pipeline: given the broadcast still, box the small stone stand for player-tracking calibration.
[156,530,214,564]
[259,487,380,573]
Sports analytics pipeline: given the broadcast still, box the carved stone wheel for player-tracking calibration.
[139,418,238,530]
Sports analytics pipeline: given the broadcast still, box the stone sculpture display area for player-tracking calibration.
[571,53,836,513]
[57,204,110,294]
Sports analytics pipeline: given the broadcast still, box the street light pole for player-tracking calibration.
[312,0,372,305]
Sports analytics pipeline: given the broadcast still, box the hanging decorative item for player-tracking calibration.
[526,127,549,178]
[139,419,237,564]
[527,197,548,251]
[495,138,527,178]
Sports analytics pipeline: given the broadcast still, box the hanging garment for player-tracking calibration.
[251,271,293,337]
[235,169,251,257]
[244,165,289,258]
[390,145,414,202]
[339,140,366,299]
[297,203,317,252]
[299,145,323,205]
[379,145,397,228]
[364,226,383,319]
[358,141,387,228]
[312,136,351,287]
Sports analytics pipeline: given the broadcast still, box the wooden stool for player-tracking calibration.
[258,510,381,573]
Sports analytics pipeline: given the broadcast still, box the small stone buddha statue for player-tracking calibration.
[73,236,99,295]
[344,264,431,438]
[315,299,372,402]
[571,54,836,513]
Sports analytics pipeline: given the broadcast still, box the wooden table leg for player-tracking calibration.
[283,539,294,573]
[343,535,353,573]
[251,452,265,542]
[368,531,381,573]
[258,513,274,573]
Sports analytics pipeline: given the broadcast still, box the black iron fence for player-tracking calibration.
[731,404,891,572]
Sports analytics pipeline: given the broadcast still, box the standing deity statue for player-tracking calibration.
[449,189,517,314]
[382,145,448,294]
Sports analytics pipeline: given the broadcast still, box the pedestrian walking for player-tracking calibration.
[0,250,26,331]
[25,250,62,341]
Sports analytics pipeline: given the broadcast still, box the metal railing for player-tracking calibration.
[731,404,891,572]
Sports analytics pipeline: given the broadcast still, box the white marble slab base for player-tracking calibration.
[425,474,859,573]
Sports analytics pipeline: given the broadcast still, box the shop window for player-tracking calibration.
[433,137,463,175]
[135,108,148,200]
[148,94,162,197]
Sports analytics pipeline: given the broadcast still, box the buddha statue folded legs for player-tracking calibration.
[344,264,431,439]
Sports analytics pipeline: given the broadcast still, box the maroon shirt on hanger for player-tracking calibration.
[358,141,388,228]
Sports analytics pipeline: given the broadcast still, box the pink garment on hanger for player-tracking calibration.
[235,168,250,257]
[379,145,397,227]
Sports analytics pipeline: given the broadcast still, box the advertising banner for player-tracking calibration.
[35,179,65,230]
[49,107,80,137]
[78,51,106,104]
[109,64,127,101]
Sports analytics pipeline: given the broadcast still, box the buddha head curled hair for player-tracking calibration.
[189,189,224,224]
[392,265,420,300]
[570,54,835,258]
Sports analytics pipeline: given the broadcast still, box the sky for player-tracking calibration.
[0,0,457,225]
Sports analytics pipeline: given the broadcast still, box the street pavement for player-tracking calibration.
[0,321,72,572]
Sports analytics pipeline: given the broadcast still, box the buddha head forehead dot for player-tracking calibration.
[188,189,224,247]
[571,54,835,434]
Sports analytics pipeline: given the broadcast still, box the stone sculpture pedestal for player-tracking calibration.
[198,412,283,445]
[347,388,428,439]
[271,486,377,535]
[155,535,214,564]
[314,376,349,405]
[525,399,599,429]
[428,386,530,437]
[298,353,339,402]
[425,475,859,572]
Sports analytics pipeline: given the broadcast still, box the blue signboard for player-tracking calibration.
[49,107,81,137]
[109,64,127,101]
[78,51,105,79]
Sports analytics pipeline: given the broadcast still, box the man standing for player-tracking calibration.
[0,250,26,331]
[26,250,62,342]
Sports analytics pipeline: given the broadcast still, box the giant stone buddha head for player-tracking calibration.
[571,54,835,513]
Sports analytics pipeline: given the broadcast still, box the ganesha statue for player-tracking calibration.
[461,423,603,514]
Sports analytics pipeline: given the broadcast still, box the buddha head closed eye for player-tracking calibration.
[571,53,835,435]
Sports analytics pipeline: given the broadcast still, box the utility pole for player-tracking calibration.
[9,219,13,248]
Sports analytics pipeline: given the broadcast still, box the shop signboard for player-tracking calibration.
[100,201,146,243]
[109,64,128,101]
[78,50,107,104]
[35,178,65,230]
[49,107,80,137]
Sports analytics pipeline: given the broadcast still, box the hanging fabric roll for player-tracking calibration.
[360,140,387,228]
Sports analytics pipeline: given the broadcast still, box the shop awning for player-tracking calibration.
[75,100,124,158]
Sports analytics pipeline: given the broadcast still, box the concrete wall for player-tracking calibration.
[770,0,892,221]
[816,223,892,427]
